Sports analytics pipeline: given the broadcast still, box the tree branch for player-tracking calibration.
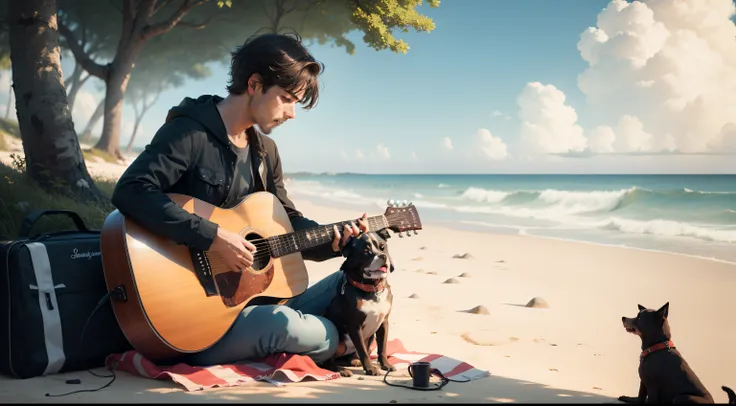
[57,22,108,79]
[175,15,215,30]
[123,0,136,22]
[153,0,174,16]
[141,0,210,40]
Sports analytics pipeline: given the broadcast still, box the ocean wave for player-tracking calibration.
[456,186,736,216]
[596,217,736,243]
[457,186,637,215]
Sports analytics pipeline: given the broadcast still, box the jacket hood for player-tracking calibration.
[165,94,265,156]
[165,95,228,142]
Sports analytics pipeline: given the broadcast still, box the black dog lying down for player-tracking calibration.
[320,229,396,377]
[620,303,735,404]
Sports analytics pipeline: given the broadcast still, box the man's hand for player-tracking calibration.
[332,213,369,253]
[209,227,258,271]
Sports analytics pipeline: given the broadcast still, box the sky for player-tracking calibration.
[3,0,736,174]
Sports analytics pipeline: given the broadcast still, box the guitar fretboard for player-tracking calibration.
[268,215,388,258]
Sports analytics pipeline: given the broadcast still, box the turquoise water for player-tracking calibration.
[284,174,736,263]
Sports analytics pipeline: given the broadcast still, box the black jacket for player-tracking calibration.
[111,94,340,262]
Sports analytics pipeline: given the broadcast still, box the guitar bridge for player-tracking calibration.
[190,248,217,297]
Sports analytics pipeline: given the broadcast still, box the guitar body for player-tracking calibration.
[101,192,309,363]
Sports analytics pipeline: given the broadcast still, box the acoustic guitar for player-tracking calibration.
[100,191,422,363]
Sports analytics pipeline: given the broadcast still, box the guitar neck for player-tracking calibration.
[268,215,388,258]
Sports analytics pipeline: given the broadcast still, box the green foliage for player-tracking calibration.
[351,0,440,54]
[0,159,116,239]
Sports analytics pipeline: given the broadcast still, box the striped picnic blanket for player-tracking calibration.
[105,339,489,392]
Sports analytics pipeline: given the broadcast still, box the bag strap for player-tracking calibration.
[18,210,91,238]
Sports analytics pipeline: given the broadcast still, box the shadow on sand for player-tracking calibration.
[0,368,622,404]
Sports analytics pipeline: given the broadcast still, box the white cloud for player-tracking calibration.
[491,110,511,120]
[476,128,508,161]
[376,143,390,159]
[355,149,365,160]
[579,0,736,154]
[442,137,453,151]
[518,0,736,157]
[517,82,587,154]
[712,122,736,153]
[411,151,418,161]
[340,149,349,160]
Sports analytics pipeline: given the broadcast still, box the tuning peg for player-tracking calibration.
[387,199,395,207]
[413,230,419,235]
[398,232,404,238]
[406,231,412,237]
[403,200,409,207]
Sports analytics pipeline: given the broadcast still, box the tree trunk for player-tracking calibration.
[125,114,143,154]
[67,72,90,112]
[64,60,82,106]
[8,0,106,202]
[125,87,161,153]
[93,39,143,160]
[5,84,12,119]
[82,97,104,142]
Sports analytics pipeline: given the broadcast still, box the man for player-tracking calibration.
[111,32,366,366]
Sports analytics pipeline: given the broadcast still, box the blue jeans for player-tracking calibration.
[185,271,344,366]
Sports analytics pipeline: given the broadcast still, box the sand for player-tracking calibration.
[1,148,735,403]
[0,134,137,180]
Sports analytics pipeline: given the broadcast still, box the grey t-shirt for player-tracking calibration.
[229,142,254,200]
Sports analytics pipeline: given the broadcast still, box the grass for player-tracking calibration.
[0,118,20,139]
[0,156,118,240]
[82,147,119,164]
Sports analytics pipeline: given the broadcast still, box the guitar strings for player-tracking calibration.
[217,214,412,262]
[209,214,416,271]
[242,214,406,247]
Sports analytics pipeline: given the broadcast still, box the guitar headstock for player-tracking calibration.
[382,199,423,238]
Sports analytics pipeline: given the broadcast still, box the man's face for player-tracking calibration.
[248,78,305,134]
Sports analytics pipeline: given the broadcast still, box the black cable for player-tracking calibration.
[382,367,472,391]
[45,286,124,397]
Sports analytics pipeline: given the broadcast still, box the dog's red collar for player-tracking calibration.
[640,340,675,360]
[347,276,385,293]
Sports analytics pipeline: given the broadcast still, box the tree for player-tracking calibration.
[124,47,211,153]
[0,53,11,119]
[55,0,440,159]
[57,0,234,160]
[8,0,106,201]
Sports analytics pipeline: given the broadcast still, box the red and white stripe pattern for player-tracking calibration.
[105,339,489,392]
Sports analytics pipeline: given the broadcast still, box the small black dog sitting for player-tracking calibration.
[321,229,396,377]
[620,302,735,404]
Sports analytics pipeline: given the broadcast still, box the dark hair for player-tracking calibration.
[227,32,324,110]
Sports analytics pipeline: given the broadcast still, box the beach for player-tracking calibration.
[1,153,735,403]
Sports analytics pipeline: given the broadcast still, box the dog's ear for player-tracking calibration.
[637,304,646,312]
[339,235,358,258]
[656,302,669,319]
[377,228,391,240]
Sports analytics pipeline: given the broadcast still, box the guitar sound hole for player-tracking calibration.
[214,231,274,308]
[245,232,270,272]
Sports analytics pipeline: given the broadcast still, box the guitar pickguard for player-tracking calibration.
[190,249,218,297]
